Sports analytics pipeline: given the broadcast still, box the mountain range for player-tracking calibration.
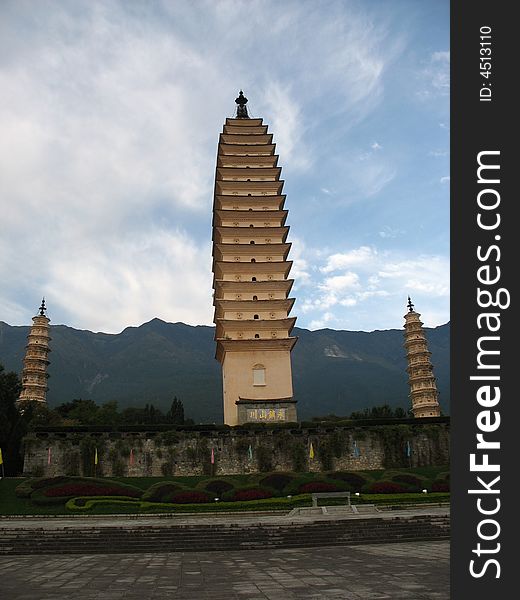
[0,319,450,422]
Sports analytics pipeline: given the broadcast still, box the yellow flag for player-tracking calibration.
[309,442,314,459]
[0,448,3,465]
[94,448,98,465]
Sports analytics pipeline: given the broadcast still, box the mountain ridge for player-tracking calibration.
[0,319,450,423]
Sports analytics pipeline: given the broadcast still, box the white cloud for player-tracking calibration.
[321,272,361,293]
[0,1,447,334]
[440,176,450,184]
[263,82,310,171]
[416,50,450,100]
[308,312,335,331]
[379,226,404,239]
[321,246,376,272]
[293,245,449,331]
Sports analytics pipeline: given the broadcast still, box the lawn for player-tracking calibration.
[0,466,449,516]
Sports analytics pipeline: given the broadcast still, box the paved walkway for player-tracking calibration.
[0,541,449,599]
[0,505,449,529]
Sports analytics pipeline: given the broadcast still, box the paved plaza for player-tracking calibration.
[0,540,449,599]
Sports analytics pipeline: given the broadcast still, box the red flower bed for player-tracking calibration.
[431,481,450,492]
[43,484,140,498]
[171,491,212,504]
[232,488,273,501]
[299,482,338,494]
[366,481,407,494]
[392,474,422,487]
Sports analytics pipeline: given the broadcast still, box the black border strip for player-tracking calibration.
[451,1,514,595]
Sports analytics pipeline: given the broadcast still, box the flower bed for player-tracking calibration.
[43,484,141,498]
[366,481,407,494]
[299,482,339,494]
[231,488,273,501]
[170,491,212,504]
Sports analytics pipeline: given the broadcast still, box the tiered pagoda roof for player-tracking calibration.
[403,297,441,418]
[211,92,298,424]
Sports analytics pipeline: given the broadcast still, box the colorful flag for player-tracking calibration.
[129,448,134,466]
[247,444,253,461]
[47,447,52,466]
[309,442,314,459]
[406,441,411,458]
[0,448,3,465]
[94,447,98,465]
[353,440,360,458]
[210,447,215,464]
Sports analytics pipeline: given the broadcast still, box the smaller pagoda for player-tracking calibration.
[17,299,51,408]
[403,297,441,418]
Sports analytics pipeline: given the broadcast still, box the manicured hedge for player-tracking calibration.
[142,482,186,502]
[365,481,407,494]
[203,479,235,496]
[260,473,294,492]
[431,481,450,492]
[43,484,141,498]
[64,492,450,515]
[299,482,339,494]
[328,472,366,489]
[231,488,273,501]
[392,474,423,487]
[170,491,212,504]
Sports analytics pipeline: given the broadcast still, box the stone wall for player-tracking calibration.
[22,423,450,478]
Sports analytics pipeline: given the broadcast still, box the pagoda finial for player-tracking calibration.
[407,296,414,312]
[235,90,249,119]
[39,297,46,316]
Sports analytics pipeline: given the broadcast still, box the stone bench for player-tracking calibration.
[311,491,351,508]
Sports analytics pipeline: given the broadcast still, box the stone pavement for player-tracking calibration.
[0,541,449,599]
[0,505,449,529]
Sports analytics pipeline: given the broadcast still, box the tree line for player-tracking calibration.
[0,362,190,475]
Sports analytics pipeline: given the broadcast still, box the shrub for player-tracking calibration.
[328,472,366,489]
[431,481,450,492]
[171,491,211,504]
[204,480,234,495]
[31,476,68,490]
[142,483,184,502]
[43,484,141,498]
[299,482,339,494]
[392,474,423,487]
[260,473,294,492]
[366,481,407,494]
[15,480,38,498]
[231,488,273,501]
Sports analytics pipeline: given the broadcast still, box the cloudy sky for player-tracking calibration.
[0,0,449,334]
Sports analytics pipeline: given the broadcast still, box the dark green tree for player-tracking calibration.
[166,396,185,424]
[350,404,408,419]
[0,363,24,475]
[55,398,99,424]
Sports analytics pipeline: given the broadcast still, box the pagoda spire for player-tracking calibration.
[16,300,52,409]
[235,90,249,119]
[403,299,441,418]
[212,98,298,425]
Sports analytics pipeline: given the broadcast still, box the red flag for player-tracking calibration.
[47,447,52,466]
[211,447,215,464]
[129,448,134,466]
